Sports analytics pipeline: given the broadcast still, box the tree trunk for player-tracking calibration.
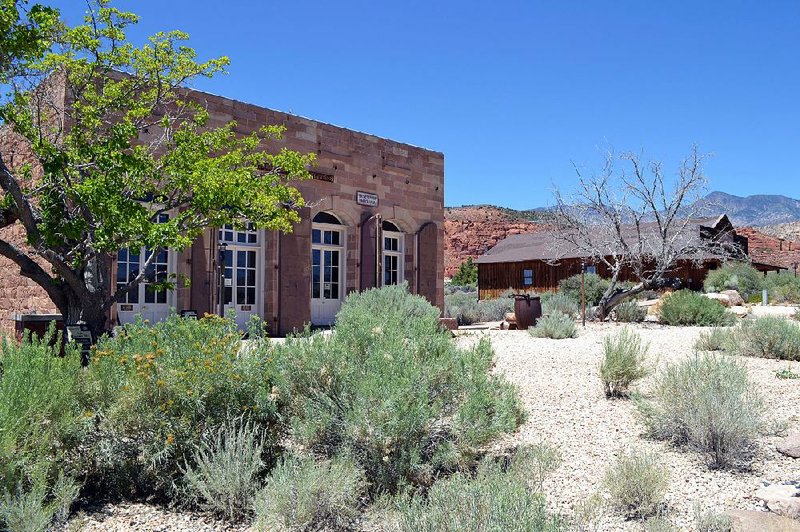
[61,294,108,366]
[596,282,647,321]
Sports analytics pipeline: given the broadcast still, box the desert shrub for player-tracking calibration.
[694,504,732,532]
[444,289,514,325]
[613,300,646,323]
[253,454,364,532]
[776,366,800,379]
[0,473,79,532]
[636,353,764,468]
[183,417,266,521]
[704,262,763,300]
[559,273,610,307]
[734,316,800,361]
[397,458,563,532]
[543,293,579,318]
[0,328,85,494]
[570,493,605,532]
[600,329,650,398]
[271,285,525,495]
[659,290,735,326]
[511,443,562,492]
[603,449,668,518]
[80,314,280,498]
[644,517,680,532]
[763,272,800,304]
[530,312,577,339]
[694,327,736,352]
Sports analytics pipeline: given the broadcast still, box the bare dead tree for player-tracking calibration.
[550,146,744,320]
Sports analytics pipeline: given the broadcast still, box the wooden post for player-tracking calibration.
[581,261,586,327]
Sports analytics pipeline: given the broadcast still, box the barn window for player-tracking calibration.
[523,269,533,286]
[585,265,597,275]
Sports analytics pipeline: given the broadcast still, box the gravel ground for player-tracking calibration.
[65,503,251,531]
[456,322,800,531]
[66,322,800,531]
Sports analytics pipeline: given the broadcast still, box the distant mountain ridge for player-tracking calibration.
[446,191,800,228]
[694,191,800,226]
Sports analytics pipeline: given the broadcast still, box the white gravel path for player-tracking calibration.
[456,323,800,531]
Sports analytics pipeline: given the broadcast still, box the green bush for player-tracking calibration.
[253,454,365,532]
[613,300,646,323]
[763,272,800,304]
[512,443,562,493]
[0,473,78,532]
[694,504,733,532]
[183,417,266,521]
[397,458,563,532]
[734,316,800,361]
[450,257,478,286]
[444,289,513,325]
[659,290,735,326]
[603,449,668,518]
[559,273,610,307]
[599,329,650,398]
[636,354,764,468]
[271,285,525,495]
[530,312,577,339]
[0,329,85,495]
[542,293,579,318]
[704,262,763,300]
[80,314,280,498]
[694,327,736,352]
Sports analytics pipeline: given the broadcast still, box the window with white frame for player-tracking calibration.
[116,213,172,304]
[382,220,403,286]
[219,222,258,245]
[585,265,597,275]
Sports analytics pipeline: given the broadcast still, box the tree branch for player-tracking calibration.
[0,238,66,311]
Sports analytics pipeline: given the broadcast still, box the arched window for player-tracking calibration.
[382,220,404,286]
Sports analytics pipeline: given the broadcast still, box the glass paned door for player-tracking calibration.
[116,247,172,324]
[222,248,259,329]
[311,231,344,325]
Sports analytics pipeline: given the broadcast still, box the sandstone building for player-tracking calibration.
[0,89,445,336]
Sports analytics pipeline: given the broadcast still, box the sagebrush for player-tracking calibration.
[636,353,764,468]
[694,327,735,352]
[253,455,365,532]
[543,293,579,318]
[183,417,266,521]
[530,312,577,339]
[397,457,563,532]
[734,316,800,361]
[613,300,646,323]
[270,284,525,495]
[599,329,650,398]
[603,449,668,518]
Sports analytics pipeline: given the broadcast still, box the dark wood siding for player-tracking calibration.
[478,258,718,300]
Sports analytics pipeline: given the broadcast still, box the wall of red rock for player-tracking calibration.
[737,227,800,271]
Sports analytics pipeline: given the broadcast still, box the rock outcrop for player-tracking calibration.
[444,205,549,277]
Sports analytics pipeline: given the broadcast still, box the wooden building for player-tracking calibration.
[475,215,783,300]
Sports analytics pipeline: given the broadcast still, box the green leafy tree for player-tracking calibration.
[0,1,314,338]
[451,256,478,286]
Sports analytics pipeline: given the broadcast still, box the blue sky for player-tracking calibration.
[51,1,800,209]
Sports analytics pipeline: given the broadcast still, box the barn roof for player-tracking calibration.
[474,215,733,265]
